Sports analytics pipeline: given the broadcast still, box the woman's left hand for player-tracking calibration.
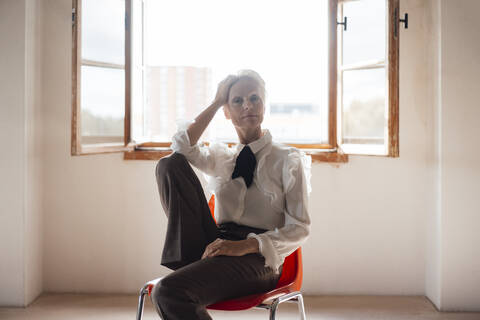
[201,238,259,259]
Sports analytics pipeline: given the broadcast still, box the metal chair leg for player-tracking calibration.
[136,285,149,320]
[296,293,306,320]
[268,291,306,320]
[269,299,280,320]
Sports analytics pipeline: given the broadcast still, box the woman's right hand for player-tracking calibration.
[212,75,236,109]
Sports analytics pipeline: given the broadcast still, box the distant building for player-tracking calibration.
[270,103,317,114]
[267,102,327,143]
[145,66,212,141]
[143,68,329,144]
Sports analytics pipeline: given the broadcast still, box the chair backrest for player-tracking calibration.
[208,194,302,292]
[208,194,216,224]
[276,247,302,291]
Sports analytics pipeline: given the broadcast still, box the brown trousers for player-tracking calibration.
[152,152,282,320]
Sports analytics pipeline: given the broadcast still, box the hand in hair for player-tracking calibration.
[213,75,237,108]
[186,75,236,146]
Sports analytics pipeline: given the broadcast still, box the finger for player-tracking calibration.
[201,248,208,259]
[210,238,223,248]
[202,240,220,259]
[208,248,221,258]
[204,240,218,252]
[202,247,216,259]
[202,247,214,259]
[202,243,214,259]
[209,238,221,245]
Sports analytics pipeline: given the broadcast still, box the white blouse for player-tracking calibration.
[170,125,312,273]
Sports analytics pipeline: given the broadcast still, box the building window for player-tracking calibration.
[71,0,400,161]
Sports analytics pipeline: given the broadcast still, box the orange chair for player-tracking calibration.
[136,195,307,319]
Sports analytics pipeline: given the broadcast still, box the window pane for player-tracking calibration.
[81,66,124,139]
[342,0,386,66]
[82,0,125,65]
[144,66,210,142]
[143,0,329,144]
[342,67,386,144]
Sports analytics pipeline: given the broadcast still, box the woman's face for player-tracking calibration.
[224,77,265,130]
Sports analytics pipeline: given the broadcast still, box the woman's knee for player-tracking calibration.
[151,277,211,319]
[151,277,192,308]
[155,152,187,179]
[151,280,177,319]
[151,279,170,308]
[151,280,165,304]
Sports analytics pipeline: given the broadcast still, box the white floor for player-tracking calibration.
[1,294,479,320]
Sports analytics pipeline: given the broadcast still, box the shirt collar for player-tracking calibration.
[236,129,272,154]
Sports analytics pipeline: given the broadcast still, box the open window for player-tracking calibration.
[71,0,133,155]
[71,0,401,160]
[335,0,399,156]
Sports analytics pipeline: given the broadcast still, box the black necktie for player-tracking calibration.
[231,146,257,188]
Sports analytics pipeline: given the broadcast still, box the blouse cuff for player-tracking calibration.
[170,119,198,156]
[247,232,283,274]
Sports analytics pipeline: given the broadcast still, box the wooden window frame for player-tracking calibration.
[72,0,399,162]
[388,0,400,157]
[71,0,134,155]
[335,0,399,157]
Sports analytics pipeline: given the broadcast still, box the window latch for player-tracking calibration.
[337,16,347,31]
[72,7,76,26]
[400,13,408,29]
[394,8,408,37]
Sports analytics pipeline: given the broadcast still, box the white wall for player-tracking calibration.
[424,0,480,312]
[0,0,27,307]
[425,0,442,310]
[438,0,480,311]
[24,0,44,305]
[0,0,43,307]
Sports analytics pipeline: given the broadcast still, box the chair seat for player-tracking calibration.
[207,284,295,311]
[144,273,295,311]
[144,248,302,312]
[207,248,301,310]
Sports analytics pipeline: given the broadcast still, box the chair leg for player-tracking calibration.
[269,299,280,320]
[268,291,306,320]
[296,293,307,320]
[136,285,149,320]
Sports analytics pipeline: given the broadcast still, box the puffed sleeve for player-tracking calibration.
[170,119,232,178]
[247,149,312,273]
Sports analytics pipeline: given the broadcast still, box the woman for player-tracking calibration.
[152,70,311,320]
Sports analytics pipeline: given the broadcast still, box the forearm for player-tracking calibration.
[243,237,260,254]
[187,102,222,146]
